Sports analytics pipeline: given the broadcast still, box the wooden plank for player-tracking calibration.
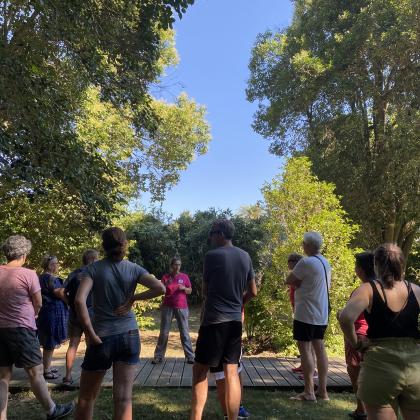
[181,361,193,387]
[249,358,277,386]
[136,360,155,386]
[167,358,185,387]
[144,359,166,386]
[269,358,303,387]
[259,358,289,386]
[156,358,175,386]
[241,358,264,386]
[239,360,253,387]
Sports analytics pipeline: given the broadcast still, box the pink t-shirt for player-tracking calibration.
[0,266,41,330]
[162,272,191,309]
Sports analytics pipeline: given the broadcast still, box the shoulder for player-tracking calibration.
[234,246,250,258]
[353,282,374,297]
[20,267,39,283]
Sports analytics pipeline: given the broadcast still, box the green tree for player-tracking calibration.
[0,0,195,229]
[247,0,419,259]
[246,157,359,354]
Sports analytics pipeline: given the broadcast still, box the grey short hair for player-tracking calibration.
[2,235,32,261]
[303,231,323,251]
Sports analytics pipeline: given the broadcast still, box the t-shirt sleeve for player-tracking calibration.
[292,258,309,281]
[184,275,192,288]
[247,256,255,282]
[29,271,41,295]
[134,264,149,282]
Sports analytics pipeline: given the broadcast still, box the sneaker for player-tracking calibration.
[291,366,302,373]
[238,405,251,418]
[46,402,75,419]
[151,357,162,364]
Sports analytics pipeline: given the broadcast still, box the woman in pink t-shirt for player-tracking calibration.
[152,257,195,364]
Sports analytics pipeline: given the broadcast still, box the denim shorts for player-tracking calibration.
[82,329,140,371]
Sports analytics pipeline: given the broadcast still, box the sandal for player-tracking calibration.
[44,371,59,380]
[62,378,74,386]
[50,367,58,373]
[348,411,367,419]
[290,393,317,402]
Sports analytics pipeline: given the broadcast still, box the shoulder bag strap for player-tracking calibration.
[313,255,331,316]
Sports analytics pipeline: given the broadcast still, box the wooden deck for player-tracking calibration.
[10,357,351,390]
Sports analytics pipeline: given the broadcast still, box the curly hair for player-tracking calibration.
[2,235,32,261]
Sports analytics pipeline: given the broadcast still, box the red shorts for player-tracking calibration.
[345,334,367,367]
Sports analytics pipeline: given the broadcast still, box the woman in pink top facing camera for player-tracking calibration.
[153,257,195,364]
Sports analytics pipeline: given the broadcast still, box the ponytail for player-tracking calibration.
[374,243,404,288]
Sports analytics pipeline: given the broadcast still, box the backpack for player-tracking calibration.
[65,268,82,312]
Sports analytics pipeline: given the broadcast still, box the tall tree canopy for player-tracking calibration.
[0,0,196,225]
[247,0,419,258]
[0,1,216,269]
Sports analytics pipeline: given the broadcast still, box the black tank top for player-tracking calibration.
[364,280,420,339]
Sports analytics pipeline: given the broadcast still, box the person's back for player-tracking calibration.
[365,279,420,339]
[203,246,254,325]
[0,266,39,330]
[293,253,331,326]
[87,258,146,337]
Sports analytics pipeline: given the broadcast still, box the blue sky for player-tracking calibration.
[143,0,294,217]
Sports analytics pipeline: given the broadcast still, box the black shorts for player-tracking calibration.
[195,321,242,367]
[293,320,327,342]
[0,327,42,369]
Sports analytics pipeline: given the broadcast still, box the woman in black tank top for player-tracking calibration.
[339,244,420,420]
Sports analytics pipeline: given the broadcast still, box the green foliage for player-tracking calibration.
[125,208,268,303]
[0,9,212,272]
[247,0,420,259]
[246,157,359,355]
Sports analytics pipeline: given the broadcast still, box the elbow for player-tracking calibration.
[338,312,351,327]
[158,284,166,296]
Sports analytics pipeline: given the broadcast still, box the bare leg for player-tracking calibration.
[347,364,365,414]
[112,362,137,420]
[311,344,317,374]
[215,379,227,416]
[0,366,12,420]
[365,404,397,420]
[224,363,241,420]
[75,370,106,420]
[65,335,81,381]
[190,362,209,420]
[25,364,55,412]
[311,339,328,399]
[42,348,54,373]
[296,341,316,399]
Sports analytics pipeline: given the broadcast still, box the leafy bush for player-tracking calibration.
[246,157,359,355]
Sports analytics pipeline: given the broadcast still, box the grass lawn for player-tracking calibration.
[8,388,358,419]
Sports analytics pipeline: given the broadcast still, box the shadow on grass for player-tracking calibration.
[8,387,357,420]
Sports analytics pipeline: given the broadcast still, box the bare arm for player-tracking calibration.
[52,287,69,305]
[243,278,257,305]
[285,272,302,288]
[339,283,371,348]
[114,273,165,316]
[31,291,42,316]
[75,274,101,345]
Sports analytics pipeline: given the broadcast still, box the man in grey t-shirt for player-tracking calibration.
[190,219,257,420]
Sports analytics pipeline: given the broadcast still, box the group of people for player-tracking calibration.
[0,220,419,420]
[285,232,420,420]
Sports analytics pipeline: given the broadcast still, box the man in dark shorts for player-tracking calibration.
[63,249,99,385]
[190,219,257,420]
[286,232,331,402]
